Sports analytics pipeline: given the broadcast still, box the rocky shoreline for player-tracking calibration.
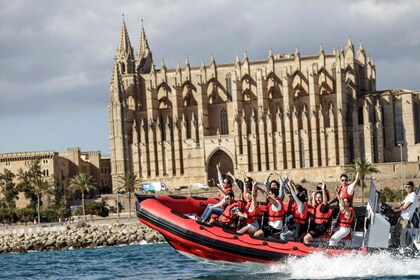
[0,222,164,254]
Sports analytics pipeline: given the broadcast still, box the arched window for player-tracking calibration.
[159,114,166,141]
[225,74,232,101]
[394,100,403,145]
[220,109,228,135]
[414,104,420,143]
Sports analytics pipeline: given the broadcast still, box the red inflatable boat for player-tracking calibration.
[134,185,420,264]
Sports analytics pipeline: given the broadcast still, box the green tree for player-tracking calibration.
[16,208,36,225]
[0,208,16,224]
[68,173,97,222]
[348,158,380,204]
[117,171,141,218]
[16,159,43,208]
[0,169,18,209]
[32,177,55,223]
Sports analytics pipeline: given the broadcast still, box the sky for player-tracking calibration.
[1,0,420,156]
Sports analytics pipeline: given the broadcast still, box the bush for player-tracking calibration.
[16,208,36,224]
[73,201,109,217]
[56,207,71,219]
[0,208,16,224]
[379,187,404,203]
[40,209,58,223]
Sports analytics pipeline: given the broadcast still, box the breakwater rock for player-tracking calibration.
[0,222,164,254]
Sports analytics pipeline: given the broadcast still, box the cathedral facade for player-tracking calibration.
[109,20,420,188]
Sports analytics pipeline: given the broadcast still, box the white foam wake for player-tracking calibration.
[265,251,420,279]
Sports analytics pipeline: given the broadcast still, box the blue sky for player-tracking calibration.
[1,0,420,156]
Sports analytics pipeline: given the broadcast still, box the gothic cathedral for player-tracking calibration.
[109,20,420,188]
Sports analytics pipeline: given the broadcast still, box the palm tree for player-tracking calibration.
[32,177,55,224]
[348,158,380,204]
[117,172,141,218]
[68,173,97,222]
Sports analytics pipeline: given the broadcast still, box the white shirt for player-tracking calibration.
[401,192,418,220]
[268,201,283,229]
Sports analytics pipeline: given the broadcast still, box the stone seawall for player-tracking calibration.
[0,222,164,254]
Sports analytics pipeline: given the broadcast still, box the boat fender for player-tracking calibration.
[293,246,298,250]
[233,235,238,240]
[263,241,268,246]
[199,226,204,230]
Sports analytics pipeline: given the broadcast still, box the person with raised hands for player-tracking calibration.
[237,179,261,234]
[253,185,285,238]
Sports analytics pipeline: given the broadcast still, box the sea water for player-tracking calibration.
[0,243,419,280]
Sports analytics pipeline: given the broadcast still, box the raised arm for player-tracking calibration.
[256,185,278,208]
[288,180,304,214]
[336,192,352,216]
[321,182,328,205]
[216,163,223,186]
[347,165,360,195]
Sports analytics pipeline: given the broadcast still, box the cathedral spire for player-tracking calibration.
[117,17,133,56]
[136,20,153,73]
[115,17,135,74]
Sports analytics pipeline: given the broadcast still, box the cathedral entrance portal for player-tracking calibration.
[207,150,234,186]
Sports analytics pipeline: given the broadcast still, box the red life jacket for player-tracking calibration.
[310,203,332,225]
[267,198,285,222]
[219,186,234,200]
[219,202,240,223]
[336,184,353,200]
[244,200,260,224]
[292,201,308,225]
[337,207,354,228]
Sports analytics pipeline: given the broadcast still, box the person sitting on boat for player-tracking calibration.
[329,165,360,206]
[304,182,332,245]
[237,179,261,234]
[253,186,285,238]
[390,181,419,248]
[264,172,286,200]
[280,181,308,242]
[328,192,354,246]
[208,192,243,229]
[217,162,234,199]
[226,170,252,201]
[199,163,235,222]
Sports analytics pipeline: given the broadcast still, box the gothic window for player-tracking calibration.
[358,107,364,125]
[220,109,228,135]
[159,114,166,141]
[168,117,174,142]
[359,134,365,159]
[394,100,404,145]
[348,133,355,163]
[347,103,353,126]
[332,66,336,92]
[121,63,126,74]
[185,114,191,139]
[414,104,420,143]
[368,105,375,124]
[226,74,232,101]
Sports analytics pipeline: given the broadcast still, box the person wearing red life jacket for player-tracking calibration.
[237,179,261,234]
[304,182,332,244]
[280,180,308,241]
[329,192,355,246]
[253,186,285,237]
[216,162,234,199]
[200,163,234,222]
[329,165,360,206]
[208,192,241,229]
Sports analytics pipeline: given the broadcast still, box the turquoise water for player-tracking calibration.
[0,243,419,279]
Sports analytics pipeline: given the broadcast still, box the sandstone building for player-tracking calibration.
[0,148,111,208]
[109,20,420,188]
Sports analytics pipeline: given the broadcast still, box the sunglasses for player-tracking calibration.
[405,186,413,189]
[341,179,348,182]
